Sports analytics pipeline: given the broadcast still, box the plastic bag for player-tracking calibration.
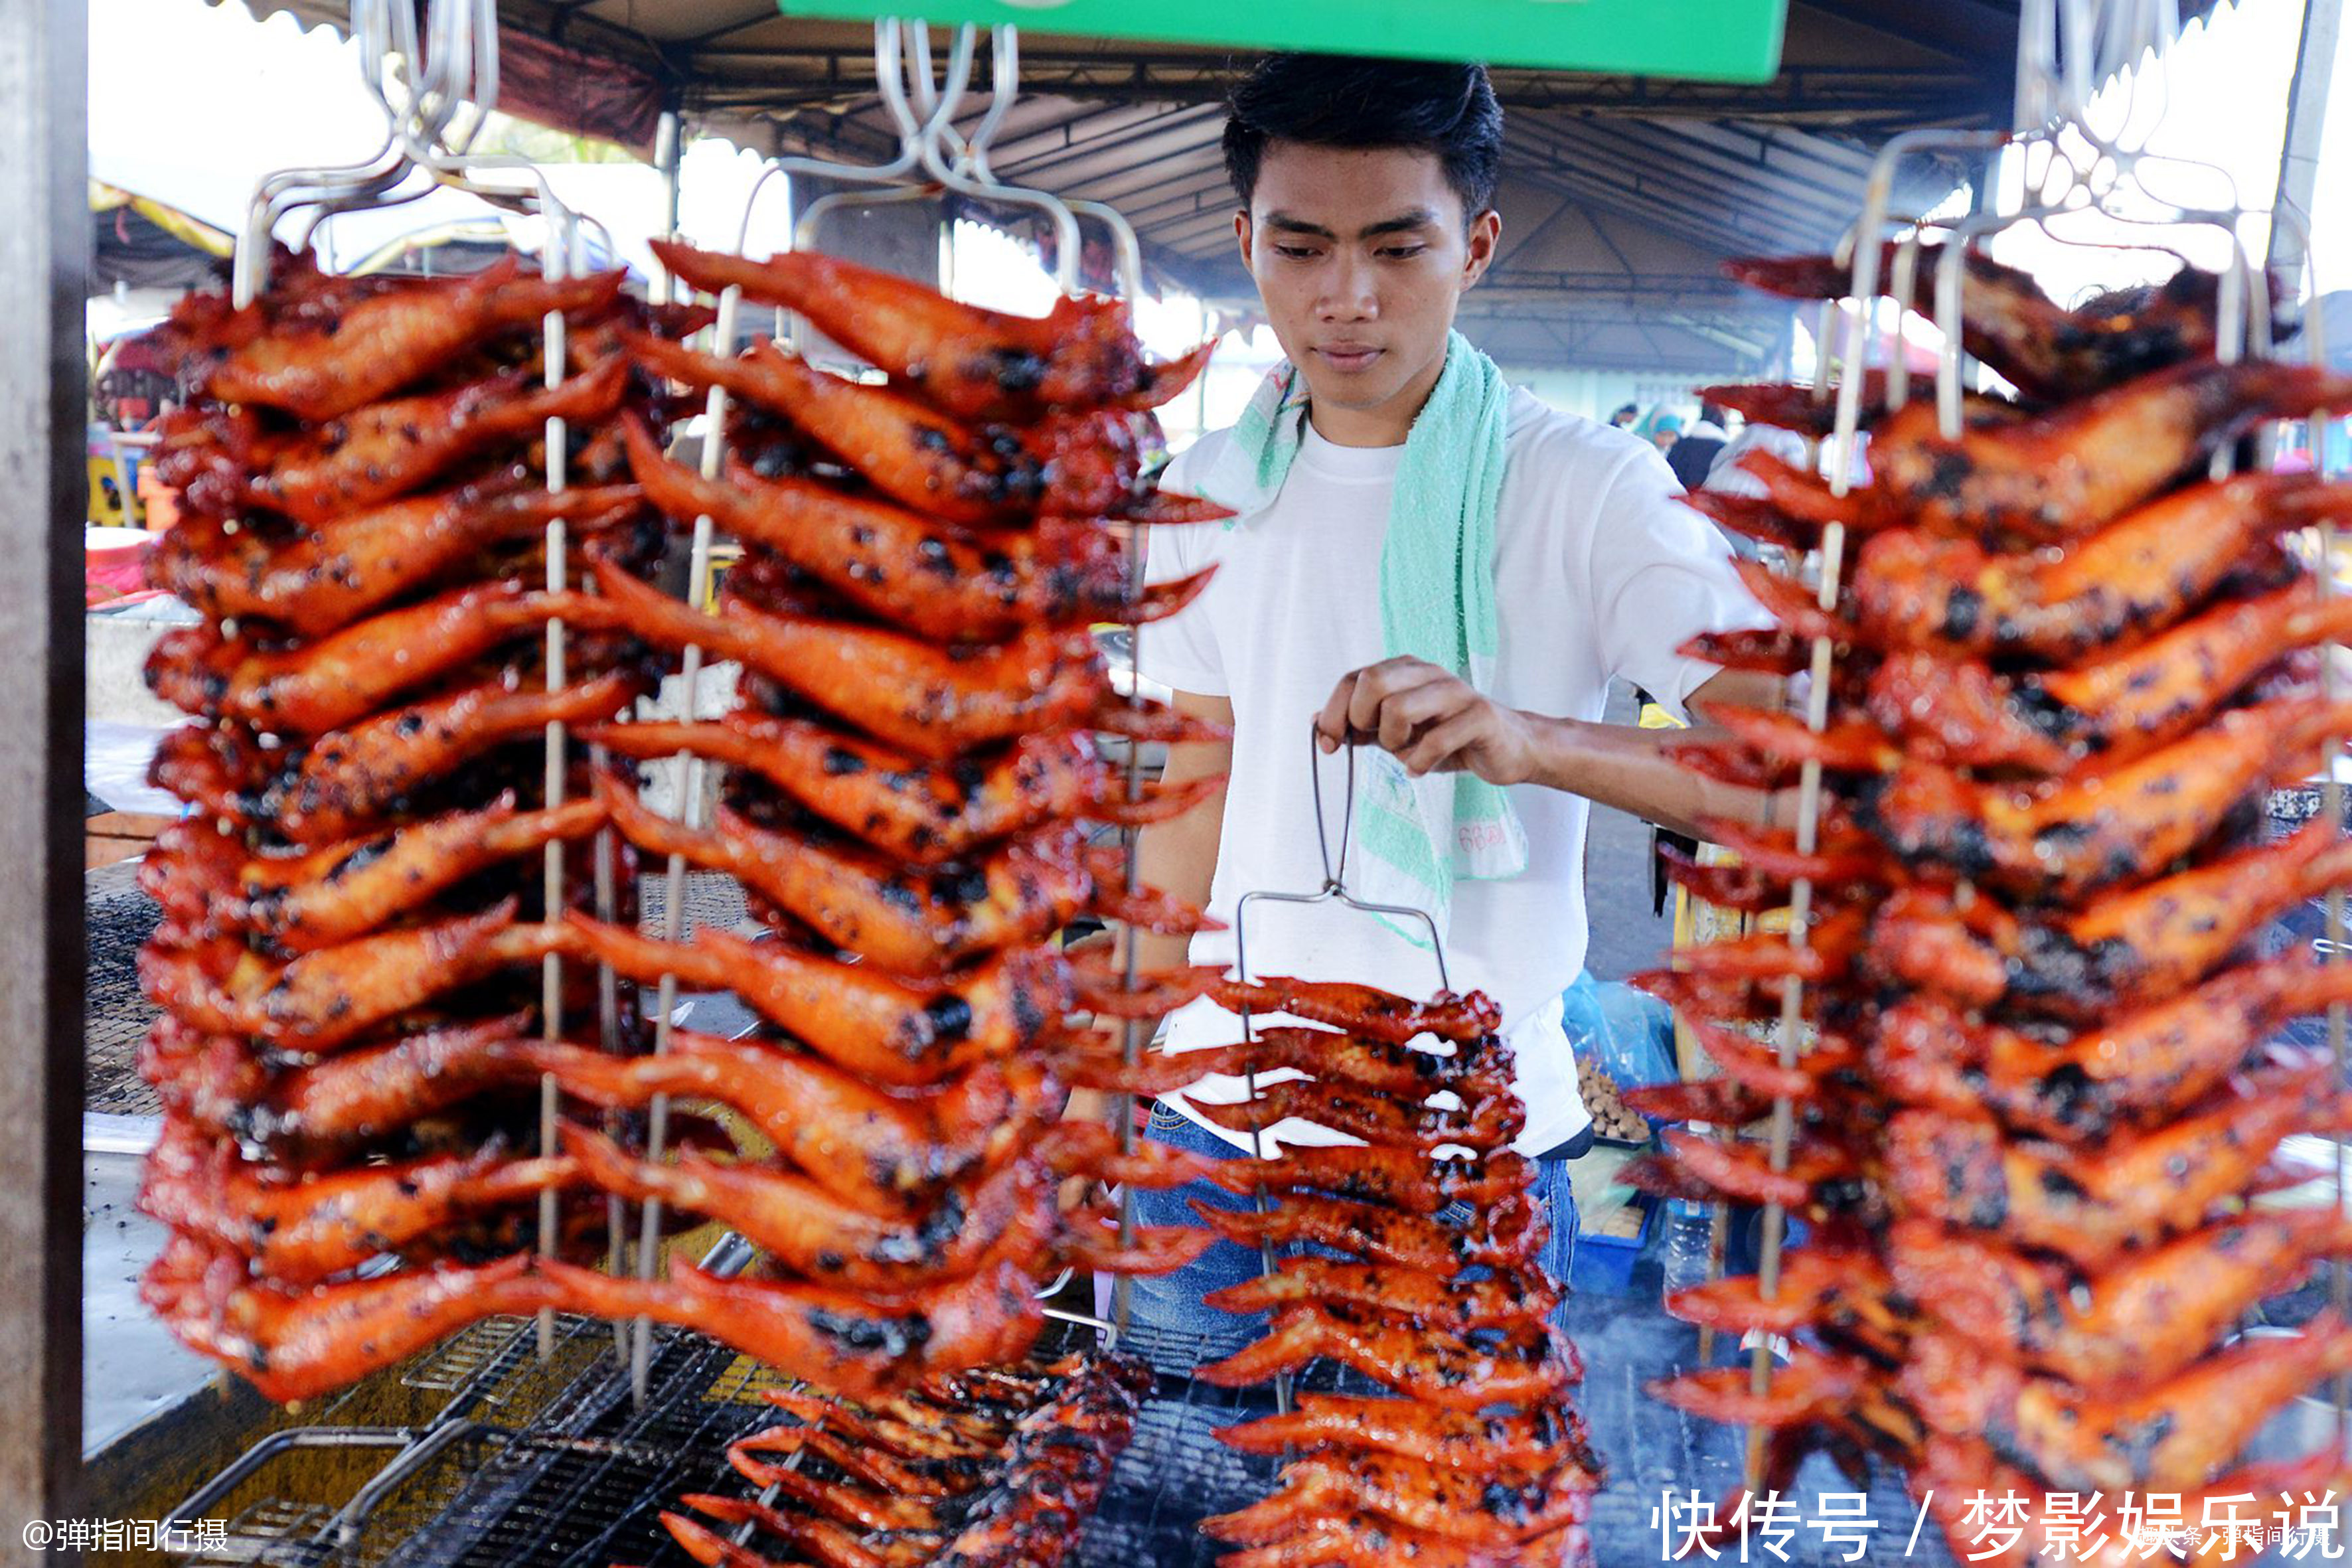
[1563,970,1678,1091]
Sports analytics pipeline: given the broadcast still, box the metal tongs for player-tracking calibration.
[1233,724,1455,988]
[1210,724,1458,1410]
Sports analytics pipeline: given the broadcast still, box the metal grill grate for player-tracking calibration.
[191,1501,335,1568]
[86,858,164,1115]
[636,870,748,938]
[613,1320,1288,1568]
[168,1316,816,1568]
[398,1313,613,1411]
[376,1335,779,1568]
[398,1320,540,1400]
[1071,1324,1281,1568]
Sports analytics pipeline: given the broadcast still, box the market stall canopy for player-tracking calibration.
[216,0,2229,374]
[90,183,232,292]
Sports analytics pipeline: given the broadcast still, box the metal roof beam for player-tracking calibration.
[1652,311,1780,356]
[1521,116,1865,220]
[990,102,1226,182]
[1503,133,1825,255]
[1667,118,1879,179]
[681,4,790,47]
[1149,204,1261,252]
[991,104,1229,187]
[1472,268,1760,303]
[976,103,1153,168]
[1154,254,1788,360]
[1515,143,1840,252]
[1490,153,1732,256]
[1792,0,2018,62]
[1490,66,1992,121]
[1549,178,1805,264]
[1489,191,1581,272]
[1456,311,1772,350]
[1122,173,1244,230]
[1508,123,1853,244]
[1469,313,1784,358]
[1529,151,1825,254]
[764,110,902,166]
[1085,165,1231,220]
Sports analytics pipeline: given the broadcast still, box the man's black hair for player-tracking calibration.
[1222,54,1504,224]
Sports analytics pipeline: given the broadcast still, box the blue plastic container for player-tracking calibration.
[1570,1197,1656,1296]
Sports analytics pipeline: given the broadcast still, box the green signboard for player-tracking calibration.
[775,0,1788,81]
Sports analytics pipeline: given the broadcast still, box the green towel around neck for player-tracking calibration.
[1190,331,1528,941]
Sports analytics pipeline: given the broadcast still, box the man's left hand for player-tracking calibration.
[1315,657,1542,786]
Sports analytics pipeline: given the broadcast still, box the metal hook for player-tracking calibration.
[913,40,1079,290]
[961,26,1022,179]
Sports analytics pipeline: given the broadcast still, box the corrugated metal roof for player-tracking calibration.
[218,0,2232,372]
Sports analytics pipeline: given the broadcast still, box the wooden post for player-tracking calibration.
[0,0,88,1555]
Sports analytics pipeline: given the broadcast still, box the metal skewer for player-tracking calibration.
[230,0,597,1365]
[624,19,961,1405]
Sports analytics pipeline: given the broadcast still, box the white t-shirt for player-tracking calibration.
[1140,387,1765,1157]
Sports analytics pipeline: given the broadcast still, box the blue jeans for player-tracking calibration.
[1121,1107,1282,1360]
[1121,1102,1582,1359]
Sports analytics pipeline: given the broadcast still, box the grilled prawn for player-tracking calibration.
[1210,977,1501,1044]
[159,357,629,524]
[530,1255,1042,1401]
[143,1235,558,1403]
[141,794,606,953]
[629,331,1134,524]
[139,1122,570,1284]
[1867,821,2352,1021]
[144,580,603,734]
[1723,244,2251,404]
[137,902,560,1053]
[518,1032,1052,1212]
[584,714,1221,865]
[594,775,1210,974]
[621,416,1217,639]
[554,914,1217,1087]
[647,239,1214,422]
[1888,1212,2352,1393]
[180,257,625,422]
[1881,1062,2350,1268]
[147,481,643,636]
[1198,1306,1577,1411]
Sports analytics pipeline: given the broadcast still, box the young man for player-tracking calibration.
[1123,54,1780,1344]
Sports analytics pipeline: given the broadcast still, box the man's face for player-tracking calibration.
[1235,142,1500,439]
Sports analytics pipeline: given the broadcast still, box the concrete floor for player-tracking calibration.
[84,1118,214,1457]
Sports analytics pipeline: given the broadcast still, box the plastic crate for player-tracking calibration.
[1570,1196,1655,1296]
